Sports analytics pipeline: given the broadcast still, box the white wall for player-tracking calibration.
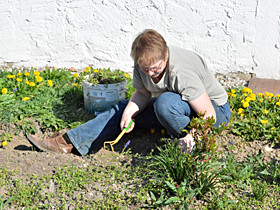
[0,0,279,79]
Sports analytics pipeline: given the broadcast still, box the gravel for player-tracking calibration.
[215,72,251,90]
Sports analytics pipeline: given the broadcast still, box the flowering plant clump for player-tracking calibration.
[227,86,280,143]
[0,67,92,135]
[80,66,130,85]
[0,66,133,136]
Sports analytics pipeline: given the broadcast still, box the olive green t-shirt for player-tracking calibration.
[132,45,228,106]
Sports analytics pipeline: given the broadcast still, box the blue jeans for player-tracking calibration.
[67,92,231,155]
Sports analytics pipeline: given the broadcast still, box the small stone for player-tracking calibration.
[264,145,273,152]
[49,179,55,193]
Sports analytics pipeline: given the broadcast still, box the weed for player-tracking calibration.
[187,113,226,155]
[0,195,13,210]
[0,133,13,142]
[219,152,254,184]
[208,189,237,209]
[149,138,194,184]
[252,180,268,201]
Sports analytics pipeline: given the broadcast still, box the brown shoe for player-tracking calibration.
[27,133,73,154]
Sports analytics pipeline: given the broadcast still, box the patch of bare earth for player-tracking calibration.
[0,125,279,208]
[216,129,280,162]
[1,126,280,175]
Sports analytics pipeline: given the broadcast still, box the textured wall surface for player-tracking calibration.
[0,0,279,78]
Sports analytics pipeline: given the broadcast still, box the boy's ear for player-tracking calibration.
[165,48,169,60]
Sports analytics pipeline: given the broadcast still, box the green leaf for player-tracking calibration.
[165,181,177,192]
[259,169,270,176]
[164,196,180,205]
[150,191,156,201]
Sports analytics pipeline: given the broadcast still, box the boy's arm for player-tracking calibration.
[121,88,152,132]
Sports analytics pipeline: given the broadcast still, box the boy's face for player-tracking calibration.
[139,49,168,79]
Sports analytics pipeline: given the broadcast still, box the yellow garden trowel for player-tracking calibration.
[104,119,134,152]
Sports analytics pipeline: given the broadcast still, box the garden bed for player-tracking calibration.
[0,67,279,209]
[1,127,279,177]
[1,125,279,209]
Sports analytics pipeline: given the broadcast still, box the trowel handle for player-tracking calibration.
[124,119,134,131]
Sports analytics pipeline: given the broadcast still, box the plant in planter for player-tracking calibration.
[80,67,131,114]
[82,67,129,85]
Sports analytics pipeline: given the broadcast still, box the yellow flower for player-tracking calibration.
[150,128,155,134]
[245,97,251,102]
[244,93,248,97]
[26,80,30,85]
[36,76,43,82]
[258,93,264,97]
[242,87,252,94]
[16,78,22,82]
[2,141,7,147]
[231,89,236,94]
[265,92,274,98]
[74,73,79,78]
[24,72,30,76]
[264,109,268,114]
[1,88,8,94]
[7,75,15,79]
[277,94,280,99]
[238,108,244,116]
[265,92,269,97]
[259,99,263,103]
[85,67,91,72]
[261,120,268,124]
[276,101,280,106]
[17,72,22,76]
[29,82,35,87]
[94,69,99,73]
[232,94,236,98]
[228,92,232,97]
[124,73,130,79]
[74,83,78,86]
[238,108,244,115]
[47,80,53,87]
[242,101,249,108]
[249,93,256,101]
[22,97,30,101]
[34,71,40,76]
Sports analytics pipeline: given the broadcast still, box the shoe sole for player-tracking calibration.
[27,135,48,152]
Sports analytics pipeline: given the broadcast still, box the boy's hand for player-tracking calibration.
[120,117,135,133]
[179,133,195,154]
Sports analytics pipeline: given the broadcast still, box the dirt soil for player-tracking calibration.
[0,125,279,207]
[0,127,171,178]
[1,127,279,176]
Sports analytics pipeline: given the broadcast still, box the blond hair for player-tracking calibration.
[130,29,167,66]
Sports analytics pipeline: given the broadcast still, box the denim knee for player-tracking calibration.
[212,101,231,127]
[154,92,174,122]
[154,92,193,136]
